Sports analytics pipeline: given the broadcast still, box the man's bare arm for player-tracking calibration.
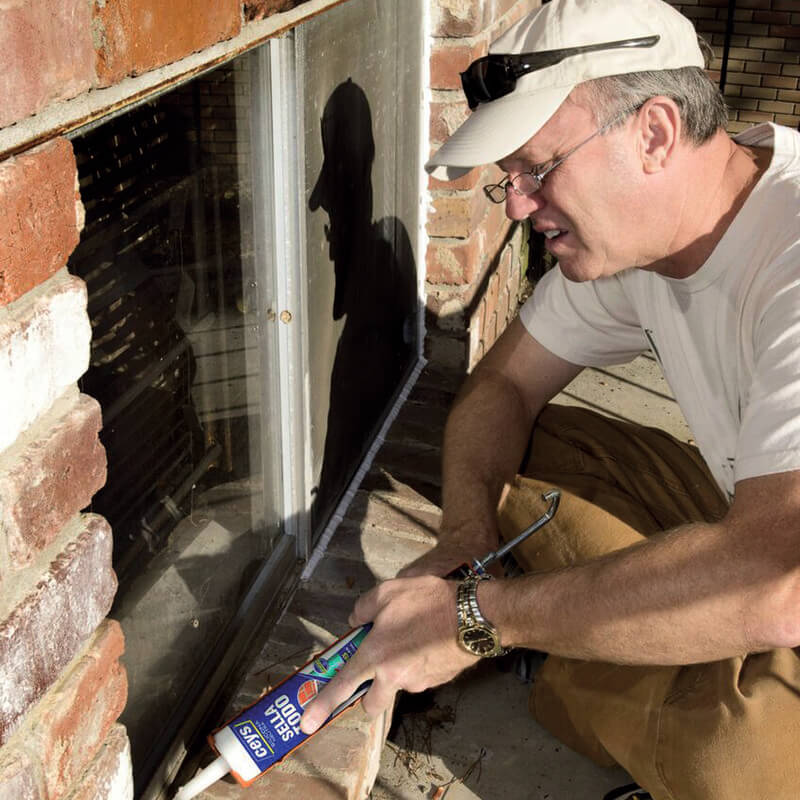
[480,468,800,664]
[300,468,800,734]
[401,318,582,576]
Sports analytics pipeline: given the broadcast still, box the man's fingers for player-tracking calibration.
[299,662,372,734]
[360,678,396,718]
[348,583,387,627]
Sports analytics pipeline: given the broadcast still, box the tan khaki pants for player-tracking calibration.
[497,405,800,800]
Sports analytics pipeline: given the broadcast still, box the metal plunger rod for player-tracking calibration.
[473,489,561,572]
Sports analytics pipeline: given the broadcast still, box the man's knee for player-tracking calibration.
[656,652,800,800]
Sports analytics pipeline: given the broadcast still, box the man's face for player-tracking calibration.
[497,95,648,283]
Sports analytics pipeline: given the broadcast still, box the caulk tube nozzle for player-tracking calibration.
[174,755,230,800]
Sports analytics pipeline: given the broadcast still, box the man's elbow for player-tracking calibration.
[747,567,800,650]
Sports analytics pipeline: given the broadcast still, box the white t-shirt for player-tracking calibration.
[520,123,800,500]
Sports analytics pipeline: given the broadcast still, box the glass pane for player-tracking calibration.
[68,50,283,772]
[300,0,424,533]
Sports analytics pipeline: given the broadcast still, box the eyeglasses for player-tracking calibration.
[460,35,659,110]
[483,106,641,204]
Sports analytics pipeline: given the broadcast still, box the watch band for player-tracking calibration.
[456,575,508,657]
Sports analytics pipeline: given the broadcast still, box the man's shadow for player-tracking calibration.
[309,79,418,532]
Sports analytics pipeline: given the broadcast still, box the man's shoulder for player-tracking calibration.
[735,123,800,176]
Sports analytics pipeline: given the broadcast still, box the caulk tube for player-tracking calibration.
[174,624,372,800]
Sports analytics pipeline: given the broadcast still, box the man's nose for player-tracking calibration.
[504,188,545,222]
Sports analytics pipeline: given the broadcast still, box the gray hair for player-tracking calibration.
[578,56,728,146]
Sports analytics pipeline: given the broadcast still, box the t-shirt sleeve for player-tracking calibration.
[736,251,800,483]
[519,266,648,366]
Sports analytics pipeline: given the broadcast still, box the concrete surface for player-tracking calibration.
[370,354,690,800]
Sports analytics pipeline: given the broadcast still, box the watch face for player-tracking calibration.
[459,625,500,657]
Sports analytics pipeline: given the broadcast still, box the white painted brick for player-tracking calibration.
[0,270,90,454]
[105,728,134,800]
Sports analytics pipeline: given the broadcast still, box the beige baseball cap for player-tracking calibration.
[425,0,704,181]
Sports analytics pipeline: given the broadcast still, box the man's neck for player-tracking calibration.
[651,131,770,279]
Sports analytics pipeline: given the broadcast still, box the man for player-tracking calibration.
[301,0,800,797]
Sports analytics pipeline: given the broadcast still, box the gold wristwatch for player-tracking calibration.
[456,575,507,658]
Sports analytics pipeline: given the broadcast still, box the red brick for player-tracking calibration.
[0,515,116,746]
[727,46,766,61]
[0,749,43,800]
[682,5,718,19]
[724,70,763,86]
[93,0,242,85]
[753,11,793,24]
[710,56,745,71]
[497,241,512,291]
[736,0,774,9]
[244,0,313,23]
[1,394,106,569]
[430,39,487,90]
[428,193,485,239]
[484,272,500,325]
[694,19,727,33]
[0,139,84,308]
[764,74,799,88]
[758,99,795,113]
[726,120,753,134]
[0,0,94,128]
[771,25,800,38]
[737,110,775,122]
[426,231,483,285]
[748,36,787,50]
[499,285,512,327]
[433,0,486,37]
[28,621,127,798]
[62,724,132,800]
[484,309,499,350]
[741,85,778,99]
[433,0,534,38]
[481,195,513,252]
[426,291,468,332]
[727,96,760,111]
[710,33,749,47]
[429,99,471,144]
[750,62,784,75]
[732,22,770,35]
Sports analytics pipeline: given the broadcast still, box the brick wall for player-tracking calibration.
[0,1,250,798]
[425,0,541,373]
[667,0,800,133]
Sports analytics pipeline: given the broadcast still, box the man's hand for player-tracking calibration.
[299,575,479,734]
[398,540,481,578]
[399,520,501,578]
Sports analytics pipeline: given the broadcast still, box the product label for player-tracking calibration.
[223,624,371,774]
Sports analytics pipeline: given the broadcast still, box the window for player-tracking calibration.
[67,1,423,794]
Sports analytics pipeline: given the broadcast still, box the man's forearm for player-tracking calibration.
[481,490,800,664]
[439,368,534,551]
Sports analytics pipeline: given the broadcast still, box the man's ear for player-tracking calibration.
[636,97,680,173]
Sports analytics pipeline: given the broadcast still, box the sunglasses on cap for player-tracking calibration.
[460,35,660,110]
